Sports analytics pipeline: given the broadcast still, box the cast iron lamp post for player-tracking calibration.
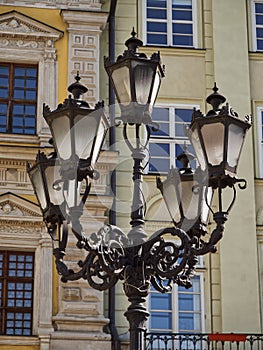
[27,31,251,350]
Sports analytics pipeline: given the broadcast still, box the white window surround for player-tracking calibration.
[142,0,198,48]
[251,0,263,51]
[147,271,206,333]
[256,107,263,177]
[0,10,63,145]
[147,103,199,174]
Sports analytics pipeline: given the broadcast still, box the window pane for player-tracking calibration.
[173,34,193,46]
[257,39,263,50]
[257,27,263,38]
[0,66,8,75]
[172,9,192,21]
[147,21,167,33]
[147,9,167,19]
[175,108,193,122]
[150,142,170,157]
[26,79,37,89]
[26,90,37,100]
[14,67,25,76]
[149,158,170,173]
[179,294,201,311]
[0,77,8,87]
[256,14,263,25]
[173,23,193,35]
[151,312,172,330]
[151,293,172,310]
[14,78,25,88]
[147,0,167,8]
[147,33,167,45]
[14,89,24,99]
[0,88,8,98]
[26,68,37,77]
[152,107,170,121]
[256,3,263,13]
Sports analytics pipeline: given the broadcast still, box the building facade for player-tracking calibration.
[0,0,262,349]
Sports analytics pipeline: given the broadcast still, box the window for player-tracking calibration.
[144,0,196,47]
[148,105,197,173]
[0,251,34,335]
[256,107,263,177]
[0,63,37,135]
[149,274,204,333]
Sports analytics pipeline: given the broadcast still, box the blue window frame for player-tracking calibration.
[0,63,37,135]
[148,106,197,174]
[145,0,195,47]
[149,275,204,333]
[0,251,34,335]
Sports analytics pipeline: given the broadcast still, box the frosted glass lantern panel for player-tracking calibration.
[150,70,161,107]
[163,182,181,224]
[181,179,199,221]
[188,128,206,170]
[51,115,71,160]
[227,123,245,168]
[134,64,153,104]
[91,119,107,167]
[74,114,97,160]
[201,122,224,166]
[111,66,131,105]
[45,165,64,206]
[31,167,47,210]
[64,179,82,209]
[200,186,213,224]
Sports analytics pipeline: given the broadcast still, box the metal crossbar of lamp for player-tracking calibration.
[27,30,251,350]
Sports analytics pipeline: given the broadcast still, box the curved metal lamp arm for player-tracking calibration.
[192,212,228,256]
[192,178,248,256]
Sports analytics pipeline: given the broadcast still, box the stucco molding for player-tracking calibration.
[0,0,102,10]
[61,10,108,104]
[0,10,63,42]
[257,206,263,226]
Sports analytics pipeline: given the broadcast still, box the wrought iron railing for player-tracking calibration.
[145,332,263,350]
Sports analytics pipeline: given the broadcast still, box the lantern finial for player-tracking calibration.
[68,72,88,100]
[206,82,226,112]
[125,28,143,53]
[177,143,194,173]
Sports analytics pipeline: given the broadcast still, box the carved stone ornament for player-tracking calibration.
[0,192,42,222]
[0,10,63,43]
[0,0,102,10]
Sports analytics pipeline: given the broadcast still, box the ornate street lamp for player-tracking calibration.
[104,28,165,125]
[188,83,252,189]
[43,73,110,182]
[27,31,251,350]
[157,147,213,237]
[27,150,65,237]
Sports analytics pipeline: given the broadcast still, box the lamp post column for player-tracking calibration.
[123,123,150,350]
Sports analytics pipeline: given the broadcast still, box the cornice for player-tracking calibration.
[249,51,263,61]
[0,0,102,10]
[61,9,108,30]
[141,46,206,58]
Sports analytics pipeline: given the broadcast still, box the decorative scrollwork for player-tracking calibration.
[141,227,193,291]
[83,253,120,291]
